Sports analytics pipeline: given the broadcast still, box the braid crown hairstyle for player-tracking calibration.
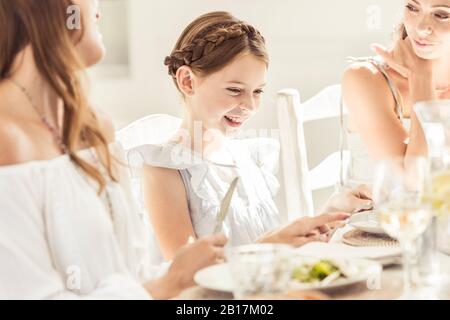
[164,11,268,90]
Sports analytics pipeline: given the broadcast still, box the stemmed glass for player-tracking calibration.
[372,157,432,299]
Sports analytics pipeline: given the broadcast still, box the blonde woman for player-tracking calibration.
[0,0,226,299]
[131,12,373,262]
[342,0,450,184]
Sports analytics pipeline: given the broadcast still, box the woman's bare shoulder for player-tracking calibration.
[342,61,395,110]
[0,114,34,166]
[343,61,387,89]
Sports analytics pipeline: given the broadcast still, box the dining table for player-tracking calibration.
[176,225,450,300]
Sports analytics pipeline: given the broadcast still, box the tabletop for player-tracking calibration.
[177,225,450,300]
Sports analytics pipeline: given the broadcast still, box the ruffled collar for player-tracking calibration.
[127,139,242,170]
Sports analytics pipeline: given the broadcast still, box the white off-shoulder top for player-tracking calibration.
[0,143,165,299]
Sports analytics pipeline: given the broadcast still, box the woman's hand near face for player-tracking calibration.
[145,233,228,300]
[371,38,435,78]
[371,38,437,102]
[257,212,350,247]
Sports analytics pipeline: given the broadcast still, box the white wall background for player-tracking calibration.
[89,0,405,216]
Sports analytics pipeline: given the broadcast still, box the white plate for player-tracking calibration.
[194,263,234,292]
[194,258,382,293]
[296,242,402,266]
[349,211,386,235]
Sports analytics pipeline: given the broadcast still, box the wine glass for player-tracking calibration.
[372,156,432,299]
[414,101,450,290]
[226,244,294,299]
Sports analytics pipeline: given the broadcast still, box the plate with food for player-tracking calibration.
[194,256,381,293]
[289,256,381,291]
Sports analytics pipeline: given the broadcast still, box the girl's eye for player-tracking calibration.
[226,88,242,95]
[254,89,264,95]
[435,12,449,20]
[406,4,419,12]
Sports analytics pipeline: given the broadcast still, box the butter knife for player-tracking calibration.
[213,177,239,234]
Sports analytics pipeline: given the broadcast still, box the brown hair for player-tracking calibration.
[395,23,408,41]
[164,11,268,90]
[0,0,115,192]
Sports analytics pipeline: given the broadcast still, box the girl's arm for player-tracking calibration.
[142,165,196,260]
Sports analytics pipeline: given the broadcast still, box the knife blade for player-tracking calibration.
[213,177,239,234]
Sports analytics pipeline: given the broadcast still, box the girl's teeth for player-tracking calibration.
[226,116,240,123]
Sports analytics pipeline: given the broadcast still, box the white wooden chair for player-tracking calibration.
[116,114,183,208]
[276,85,349,220]
[116,114,183,151]
[115,114,183,265]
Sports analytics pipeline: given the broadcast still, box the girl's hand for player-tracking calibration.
[323,185,373,214]
[258,212,350,247]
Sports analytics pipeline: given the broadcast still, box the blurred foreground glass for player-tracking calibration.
[415,101,450,255]
[226,244,294,299]
[415,101,450,295]
[373,157,432,299]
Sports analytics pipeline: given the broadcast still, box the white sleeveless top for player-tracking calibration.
[342,56,411,186]
[0,143,163,299]
[128,138,282,262]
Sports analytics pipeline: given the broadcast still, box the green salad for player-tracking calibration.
[292,260,341,283]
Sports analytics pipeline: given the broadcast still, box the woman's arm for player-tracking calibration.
[371,40,435,158]
[142,164,196,260]
[342,62,413,159]
[342,54,430,160]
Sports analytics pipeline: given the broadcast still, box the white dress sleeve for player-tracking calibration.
[0,165,152,300]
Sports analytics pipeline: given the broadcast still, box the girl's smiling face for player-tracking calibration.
[182,53,267,136]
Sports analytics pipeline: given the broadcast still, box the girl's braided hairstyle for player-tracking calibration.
[164,11,268,90]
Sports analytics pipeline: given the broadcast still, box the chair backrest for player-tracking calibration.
[276,85,349,219]
[116,114,183,151]
[116,114,183,230]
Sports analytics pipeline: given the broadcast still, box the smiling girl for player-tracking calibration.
[130,12,372,261]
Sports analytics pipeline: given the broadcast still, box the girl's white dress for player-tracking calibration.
[128,138,282,263]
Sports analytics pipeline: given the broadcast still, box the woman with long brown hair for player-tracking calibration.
[0,0,226,299]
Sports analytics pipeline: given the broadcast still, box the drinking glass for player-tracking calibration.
[226,244,294,299]
[373,157,432,299]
